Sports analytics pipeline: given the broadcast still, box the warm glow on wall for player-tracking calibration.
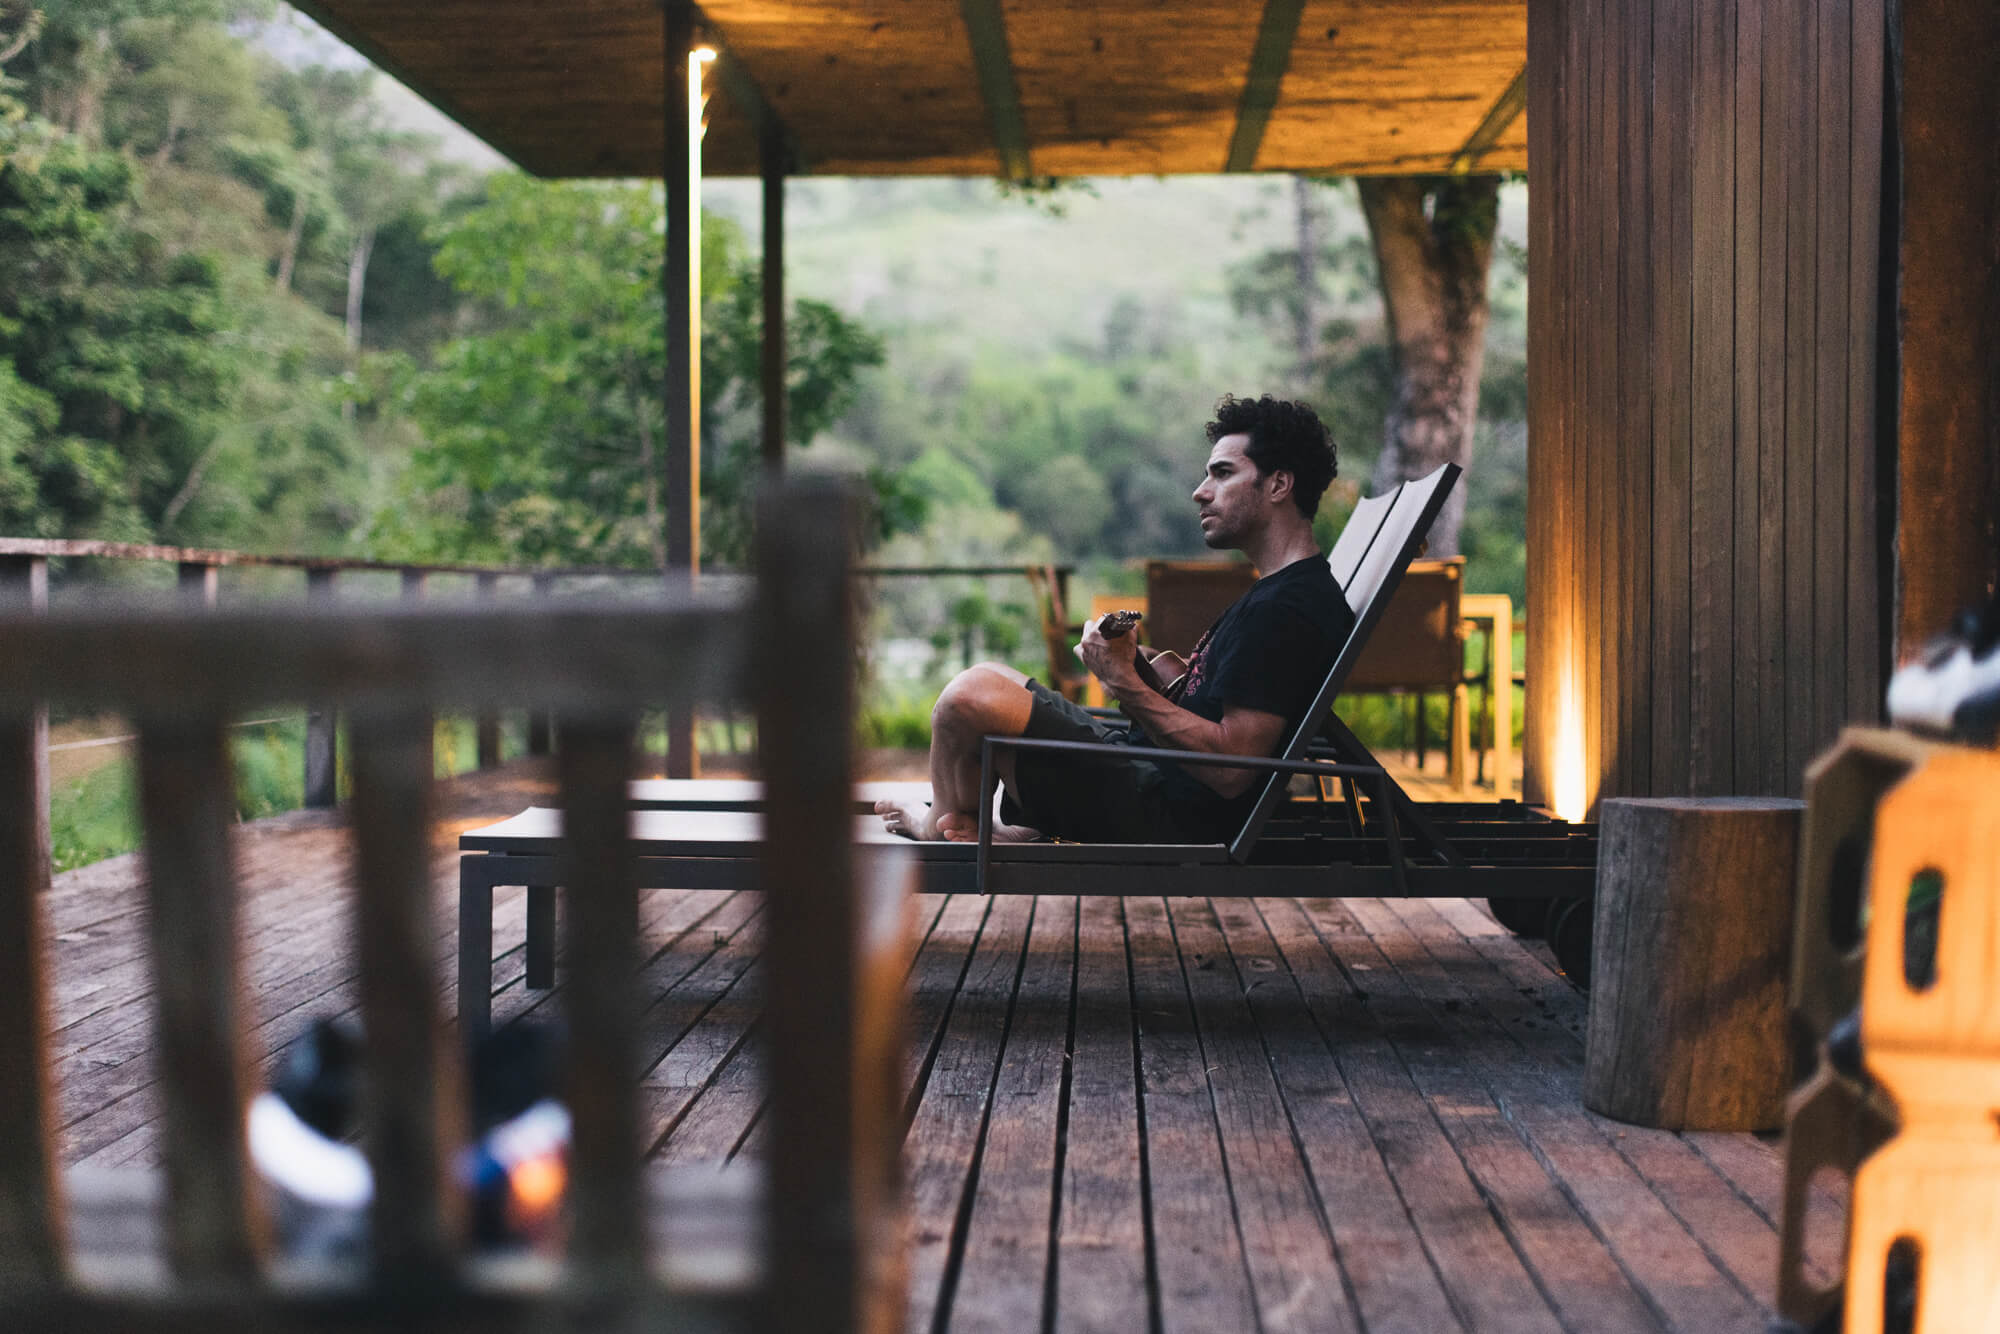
[1551,661,1587,823]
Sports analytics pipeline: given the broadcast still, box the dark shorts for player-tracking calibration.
[1004,681,1189,843]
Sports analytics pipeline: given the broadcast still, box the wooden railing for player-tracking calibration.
[0,480,912,1333]
[0,535,1068,879]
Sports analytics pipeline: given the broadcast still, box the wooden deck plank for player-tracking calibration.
[1051,897,1148,1333]
[1220,898,1462,1334]
[902,893,1034,1334]
[1297,897,1640,1333]
[1358,895,1768,1330]
[1406,898,1786,1304]
[1166,897,1358,1333]
[947,897,1076,1334]
[1123,896,1260,1332]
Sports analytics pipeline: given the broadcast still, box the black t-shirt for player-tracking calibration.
[1128,555,1356,839]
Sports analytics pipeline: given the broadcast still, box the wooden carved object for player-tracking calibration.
[1777,727,1941,1328]
[1845,749,2000,1332]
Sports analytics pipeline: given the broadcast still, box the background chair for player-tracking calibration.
[1143,559,1258,657]
[1339,557,1470,786]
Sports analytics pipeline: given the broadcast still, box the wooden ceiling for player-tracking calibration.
[295,1,1527,179]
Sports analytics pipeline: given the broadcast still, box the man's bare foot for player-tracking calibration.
[935,810,1043,843]
[876,797,943,840]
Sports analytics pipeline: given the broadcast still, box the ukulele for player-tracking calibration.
[1096,610,1190,702]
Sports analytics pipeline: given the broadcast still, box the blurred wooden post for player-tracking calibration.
[303,568,338,808]
[349,707,464,1281]
[135,716,264,1278]
[0,552,56,1291]
[400,570,434,779]
[557,715,645,1284]
[0,556,49,888]
[474,573,502,771]
[759,480,906,1334]
[663,0,699,780]
[177,561,218,610]
[527,573,554,755]
[0,597,60,1284]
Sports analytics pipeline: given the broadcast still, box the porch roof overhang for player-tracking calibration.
[290,0,1527,180]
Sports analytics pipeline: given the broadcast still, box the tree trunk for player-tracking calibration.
[275,186,308,292]
[345,226,375,358]
[1357,175,1500,556]
[1293,175,1319,377]
[342,225,375,424]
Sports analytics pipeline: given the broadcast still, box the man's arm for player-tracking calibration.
[1077,619,1285,799]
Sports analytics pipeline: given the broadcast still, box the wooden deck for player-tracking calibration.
[43,757,1825,1332]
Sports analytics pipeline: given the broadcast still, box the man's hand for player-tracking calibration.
[1076,615,1142,691]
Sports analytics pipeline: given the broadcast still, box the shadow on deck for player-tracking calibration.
[44,758,1820,1333]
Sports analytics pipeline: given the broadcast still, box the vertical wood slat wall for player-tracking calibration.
[1526,0,1885,811]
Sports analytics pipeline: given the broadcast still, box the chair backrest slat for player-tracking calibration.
[348,707,462,1278]
[1226,463,1461,863]
[556,715,647,1282]
[135,715,263,1280]
[1327,490,1400,592]
[0,714,62,1285]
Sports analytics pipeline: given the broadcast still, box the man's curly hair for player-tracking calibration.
[1204,394,1339,518]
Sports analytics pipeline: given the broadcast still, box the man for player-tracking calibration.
[877,394,1356,844]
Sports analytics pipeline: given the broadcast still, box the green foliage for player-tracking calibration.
[49,716,312,872]
[49,757,138,874]
[858,695,932,750]
[0,8,442,556]
[0,135,238,537]
[383,173,891,569]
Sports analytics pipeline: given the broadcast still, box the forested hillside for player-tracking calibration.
[0,2,1529,607]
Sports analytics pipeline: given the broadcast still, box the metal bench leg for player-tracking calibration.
[526,885,556,990]
[458,859,493,1046]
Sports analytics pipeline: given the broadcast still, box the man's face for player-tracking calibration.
[1192,433,1270,550]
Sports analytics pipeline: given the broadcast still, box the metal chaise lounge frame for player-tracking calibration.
[458,463,1598,1030]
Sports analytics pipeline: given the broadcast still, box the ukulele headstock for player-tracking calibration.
[1097,609,1143,638]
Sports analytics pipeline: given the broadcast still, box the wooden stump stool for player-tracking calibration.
[1584,796,1804,1129]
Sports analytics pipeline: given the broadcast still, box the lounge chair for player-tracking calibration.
[460,463,1599,1030]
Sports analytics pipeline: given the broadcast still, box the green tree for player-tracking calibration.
[384,173,889,569]
[0,136,238,538]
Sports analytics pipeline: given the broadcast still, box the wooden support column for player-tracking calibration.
[1892,0,2000,659]
[1526,0,1887,807]
[303,568,338,808]
[664,0,699,779]
[761,117,786,472]
[474,573,502,770]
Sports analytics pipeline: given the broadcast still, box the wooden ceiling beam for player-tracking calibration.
[1223,0,1307,172]
[1448,63,1527,175]
[958,0,1033,180]
[712,46,808,174]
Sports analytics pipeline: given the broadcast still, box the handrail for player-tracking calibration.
[0,537,1072,584]
[0,537,653,579]
[0,534,1075,875]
